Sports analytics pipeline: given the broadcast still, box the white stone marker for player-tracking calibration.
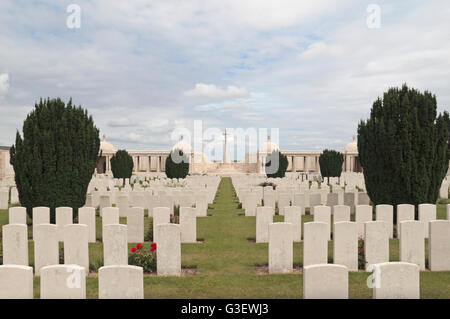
[40,264,86,299]
[303,264,348,299]
[418,204,436,238]
[309,194,321,214]
[344,193,355,214]
[32,206,50,237]
[355,205,372,239]
[293,193,305,210]
[9,206,26,224]
[333,221,358,271]
[263,192,276,208]
[303,222,328,267]
[358,193,370,206]
[397,204,414,239]
[333,205,350,224]
[268,223,293,274]
[127,207,144,243]
[399,221,425,270]
[2,224,28,266]
[63,224,89,271]
[447,204,450,220]
[376,205,393,238]
[372,262,420,299]
[277,193,291,215]
[284,206,303,242]
[243,193,258,216]
[56,207,73,242]
[34,224,58,275]
[78,207,96,243]
[428,220,450,271]
[326,193,339,210]
[102,207,119,231]
[103,224,128,266]
[0,189,8,209]
[364,221,389,270]
[157,223,181,276]
[117,194,129,217]
[180,207,197,243]
[0,265,33,299]
[153,207,170,243]
[314,206,331,240]
[99,194,111,213]
[255,207,274,243]
[99,265,144,299]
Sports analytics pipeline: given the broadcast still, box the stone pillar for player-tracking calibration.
[156,156,161,172]
[292,156,296,172]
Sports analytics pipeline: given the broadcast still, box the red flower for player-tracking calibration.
[136,243,143,249]
[359,249,364,253]
[131,247,137,253]
[150,243,157,252]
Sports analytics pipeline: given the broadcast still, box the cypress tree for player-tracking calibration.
[10,98,100,221]
[357,84,449,212]
[265,150,288,178]
[110,150,134,186]
[165,149,189,179]
[319,149,344,184]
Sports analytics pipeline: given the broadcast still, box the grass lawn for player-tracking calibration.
[1,177,449,298]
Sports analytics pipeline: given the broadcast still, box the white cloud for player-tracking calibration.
[184,83,249,100]
[0,73,9,95]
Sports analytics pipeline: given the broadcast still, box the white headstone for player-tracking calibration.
[399,221,425,270]
[34,224,58,275]
[103,224,128,266]
[153,207,170,243]
[418,204,436,238]
[303,222,328,267]
[428,220,450,271]
[397,204,414,239]
[180,207,197,243]
[364,221,389,270]
[9,206,26,224]
[314,206,331,240]
[2,224,28,266]
[333,221,358,271]
[63,224,89,271]
[157,223,181,276]
[117,194,129,217]
[372,262,420,299]
[98,265,144,299]
[78,207,96,243]
[0,189,8,209]
[255,207,274,243]
[127,207,144,243]
[333,205,350,224]
[284,206,303,242]
[56,207,73,242]
[376,205,393,238]
[32,206,50,237]
[303,264,348,299]
[40,264,86,299]
[268,223,293,274]
[355,205,372,239]
[102,207,120,231]
[0,265,33,299]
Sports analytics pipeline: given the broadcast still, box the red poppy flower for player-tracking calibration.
[131,247,137,253]
[136,243,143,249]
[150,243,157,252]
[359,249,364,253]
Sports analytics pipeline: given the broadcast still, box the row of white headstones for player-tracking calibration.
[0,177,220,299]
[234,178,450,298]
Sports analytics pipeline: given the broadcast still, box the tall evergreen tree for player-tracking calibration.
[165,149,190,179]
[319,149,344,184]
[265,150,288,178]
[358,84,449,211]
[10,98,100,221]
[110,150,134,186]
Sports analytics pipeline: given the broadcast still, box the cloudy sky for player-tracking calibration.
[0,0,449,160]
